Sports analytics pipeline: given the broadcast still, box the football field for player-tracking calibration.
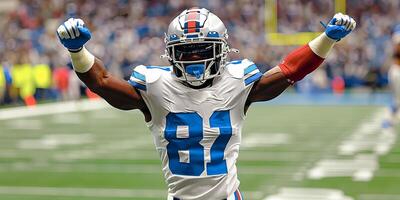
[0,99,399,200]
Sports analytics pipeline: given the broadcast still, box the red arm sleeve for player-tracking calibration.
[278,44,325,84]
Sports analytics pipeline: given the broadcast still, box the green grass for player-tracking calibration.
[0,104,398,200]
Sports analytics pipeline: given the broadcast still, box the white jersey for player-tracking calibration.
[128,59,262,199]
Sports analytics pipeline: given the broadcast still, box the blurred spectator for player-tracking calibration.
[0,0,399,106]
[53,66,70,100]
[0,63,13,104]
[33,63,53,101]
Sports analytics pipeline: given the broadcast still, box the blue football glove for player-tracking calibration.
[56,18,91,51]
[324,13,356,41]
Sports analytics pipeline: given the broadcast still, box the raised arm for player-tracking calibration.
[248,13,356,102]
[57,18,147,111]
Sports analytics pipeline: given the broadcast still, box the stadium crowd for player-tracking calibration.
[0,0,399,105]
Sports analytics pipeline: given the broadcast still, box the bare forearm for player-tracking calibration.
[76,59,143,110]
[248,34,335,102]
[57,19,145,110]
[76,58,108,91]
[248,67,290,102]
[69,49,144,110]
[261,67,291,100]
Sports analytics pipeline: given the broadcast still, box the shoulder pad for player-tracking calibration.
[225,59,262,86]
[128,65,169,91]
[226,59,255,78]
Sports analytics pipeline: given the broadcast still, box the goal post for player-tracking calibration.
[265,0,346,46]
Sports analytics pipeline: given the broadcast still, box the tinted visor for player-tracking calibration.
[173,43,220,61]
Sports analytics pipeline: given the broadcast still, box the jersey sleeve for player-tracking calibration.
[128,65,167,93]
[128,65,148,91]
[243,61,262,86]
[226,59,263,87]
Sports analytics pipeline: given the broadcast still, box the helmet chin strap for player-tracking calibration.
[187,80,207,87]
[174,58,217,86]
[183,68,210,87]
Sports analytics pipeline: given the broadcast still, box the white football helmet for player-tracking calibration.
[163,8,234,86]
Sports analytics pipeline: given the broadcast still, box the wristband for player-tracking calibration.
[308,32,336,58]
[70,47,95,73]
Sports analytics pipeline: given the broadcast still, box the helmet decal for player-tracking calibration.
[183,10,201,34]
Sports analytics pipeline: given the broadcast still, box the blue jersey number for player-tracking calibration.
[164,110,232,176]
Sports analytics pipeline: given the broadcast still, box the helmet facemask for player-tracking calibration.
[166,39,228,86]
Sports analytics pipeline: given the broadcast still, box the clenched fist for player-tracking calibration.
[56,18,92,51]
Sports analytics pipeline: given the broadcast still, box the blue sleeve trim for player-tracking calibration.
[244,72,262,86]
[129,70,147,91]
[128,80,147,91]
[244,64,257,75]
[229,60,243,64]
[133,71,146,82]
[146,66,171,71]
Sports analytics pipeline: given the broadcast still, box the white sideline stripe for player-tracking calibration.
[0,99,110,120]
[0,186,166,198]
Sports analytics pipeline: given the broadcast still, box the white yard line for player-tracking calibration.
[0,186,263,200]
[0,161,297,175]
[0,99,110,120]
[4,119,44,130]
[73,150,320,162]
[0,186,165,198]
[306,108,389,181]
[262,107,387,200]
[52,150,319,162]
[0,163,163,174]
[338,108,395,156]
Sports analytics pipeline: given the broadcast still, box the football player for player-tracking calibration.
[57,8,356,200]
[389,25,400,122]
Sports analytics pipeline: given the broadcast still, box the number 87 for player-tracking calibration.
[164,110,233,176]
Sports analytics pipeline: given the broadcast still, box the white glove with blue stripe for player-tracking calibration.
[56,18,91,52]
[309,13,356,58]
[324,13,356,41]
